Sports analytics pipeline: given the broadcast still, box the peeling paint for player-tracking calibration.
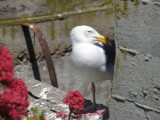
[32,83,42,87]
[39,87,52,99]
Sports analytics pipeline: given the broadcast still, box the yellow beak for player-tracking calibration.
[95,35,111,45]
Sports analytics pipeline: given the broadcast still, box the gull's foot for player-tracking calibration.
[81,99,97,114]
[82,104,97,113]
[81,99,109,120]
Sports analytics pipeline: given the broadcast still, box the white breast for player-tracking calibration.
[71,43,106,71]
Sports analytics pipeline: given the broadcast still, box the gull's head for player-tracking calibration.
[70,25,111,46]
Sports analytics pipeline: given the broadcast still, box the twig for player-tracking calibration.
[68,108,73,120]
[119,46,137,55]
[22,23,58,88]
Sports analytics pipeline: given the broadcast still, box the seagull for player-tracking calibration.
[70,25,115,106]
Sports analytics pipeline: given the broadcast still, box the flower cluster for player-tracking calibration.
[0,46,29,120]
[0,47,14,83]
[56,111,67,119]
[63,90,85,114]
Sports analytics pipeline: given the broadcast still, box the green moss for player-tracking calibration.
[58,45,66,53]
[99,0,112,7]
[66,1,82,11]
[114,55,124,78]
[105,7,113,15]
[133,0,139,6]
[114,0,129,20]
[32,12,51,18]
[0,0,112,26]
[50,21,55,40]
[133,0,139,14]
[43,0,55,13]
[21,0,55,18]
[86,12,96,24]
[64,21,70,36]
[104,0,113,5]
[122,0,128,18]
[114,56,120,78]
[53,44,70,55]
[0,37,3,44]
[21,14,30,19]
[2,26,7,37]
[11,26,15,40]
[55,0,80,13]
[0,15,53,26]
[55,0,112,13]
[120,49,127,60]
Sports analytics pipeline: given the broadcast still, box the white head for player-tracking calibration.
[70,25,110,46]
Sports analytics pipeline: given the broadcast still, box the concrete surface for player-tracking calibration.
[110,0,160,120]
[23,77,105,120]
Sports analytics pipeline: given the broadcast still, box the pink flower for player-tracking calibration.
[56,111,63,117]
[0,78,29,120]
[0,46,29,120]
[63,90,84,114]
[31,115,37,119]
[0,47,14,83]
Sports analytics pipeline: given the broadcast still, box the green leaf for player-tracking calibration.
[31,108,39,115]
[26,118,36,120]
[39,110,46,119]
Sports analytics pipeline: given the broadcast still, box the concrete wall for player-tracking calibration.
[110,0,160,120]
[0,0,113,58]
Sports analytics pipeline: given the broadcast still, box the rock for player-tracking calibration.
[22,77,108,120]
[22,77,69,119]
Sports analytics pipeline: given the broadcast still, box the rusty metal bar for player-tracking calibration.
[22,26,41,81]
[22,23,58,88]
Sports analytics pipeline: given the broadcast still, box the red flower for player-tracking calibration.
[0,78,29,120]
[0,47,14,83]
[0,47,29,120]
[56,111,63,117]
[63,90,84,114]
[31,115,37,119]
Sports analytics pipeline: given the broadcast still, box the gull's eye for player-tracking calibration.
[88,30,93,33]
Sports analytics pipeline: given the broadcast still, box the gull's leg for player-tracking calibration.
[91,82,97,111]
[81,82,97,113]
[91,82,96,107]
